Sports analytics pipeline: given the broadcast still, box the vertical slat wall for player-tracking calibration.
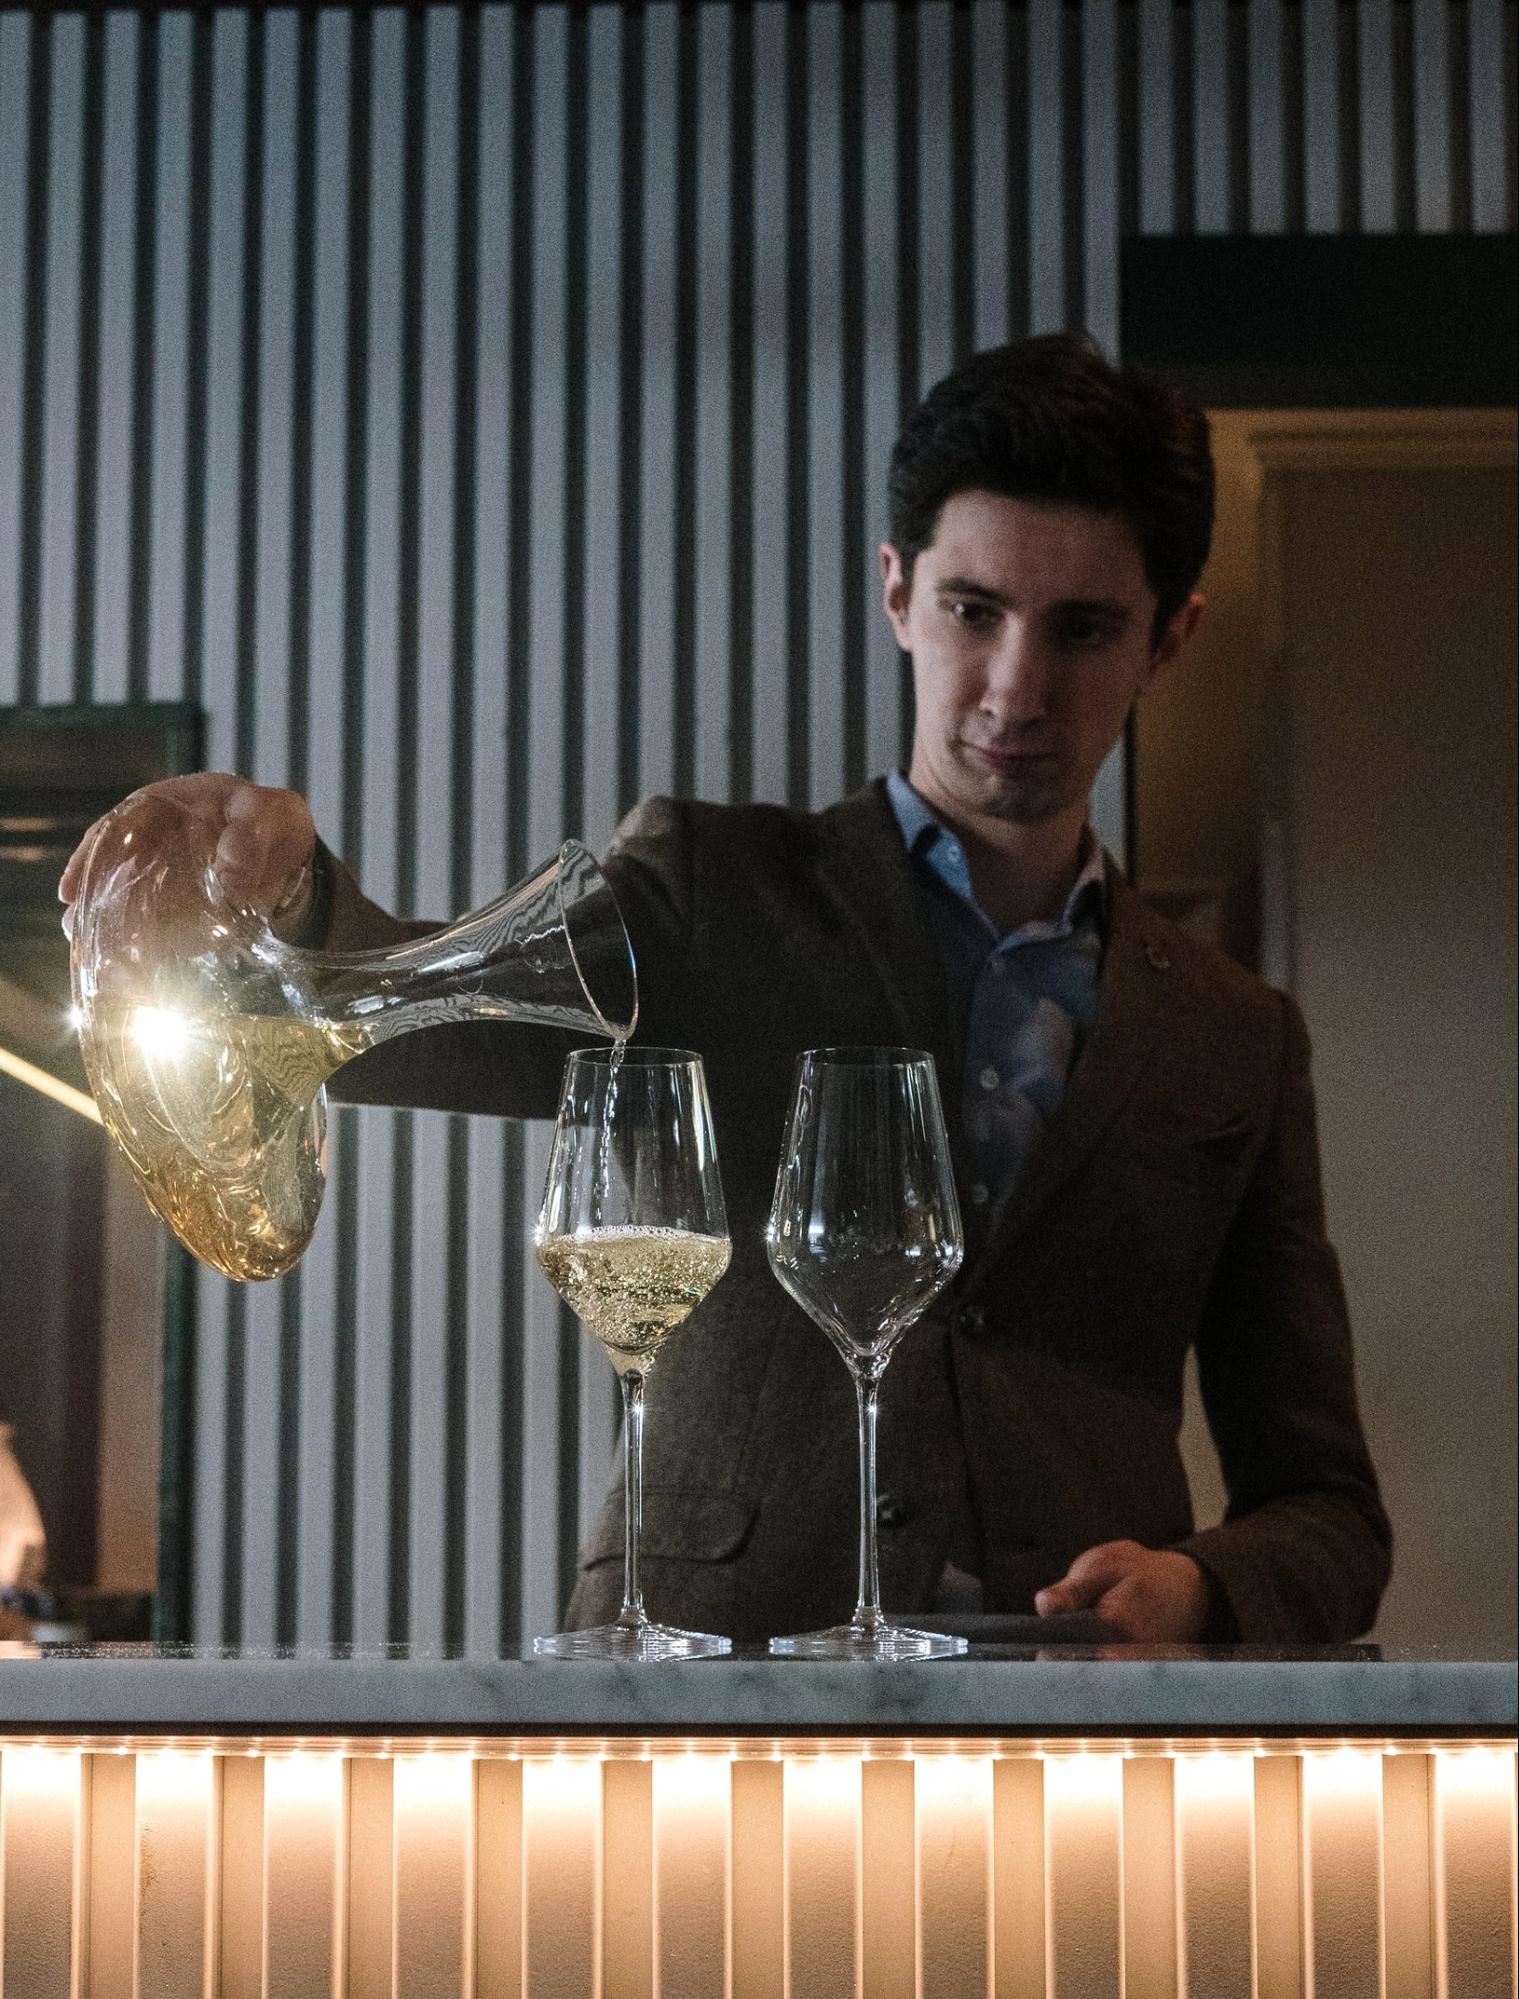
[0,2,1513,1652]
[1,1744,1515,1997]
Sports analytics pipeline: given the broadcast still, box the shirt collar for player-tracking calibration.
[884,768,1108,938]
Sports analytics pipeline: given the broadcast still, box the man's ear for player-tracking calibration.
[881,542,912,648]
[1144,591,1206,687]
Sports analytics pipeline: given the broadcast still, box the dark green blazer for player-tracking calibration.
[327,780,1392,1644]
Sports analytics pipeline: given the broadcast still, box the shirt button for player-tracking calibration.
[969,1182,990,1206]
[979,1065,999,1091]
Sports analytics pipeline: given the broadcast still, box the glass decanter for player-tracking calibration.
[69,790,637,1282]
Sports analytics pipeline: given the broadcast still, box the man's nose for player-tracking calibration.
[980,629,1052,725]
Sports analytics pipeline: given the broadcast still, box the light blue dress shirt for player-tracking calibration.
[884,769,1108,1219]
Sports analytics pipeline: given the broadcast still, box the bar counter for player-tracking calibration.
[2,1644,1515,1994]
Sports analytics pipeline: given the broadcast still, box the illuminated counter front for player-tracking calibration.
[1,1649,1514,1994]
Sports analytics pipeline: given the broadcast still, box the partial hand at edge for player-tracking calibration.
[57,773,319,940]
[1035,1539,1212,1643]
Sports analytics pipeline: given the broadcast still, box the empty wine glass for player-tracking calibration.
[533,1046,733,1660]
[765,1047,966,1661]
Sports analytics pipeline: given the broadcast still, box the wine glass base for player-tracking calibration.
[768,1621,968,1661]
[533,1620,732,1661]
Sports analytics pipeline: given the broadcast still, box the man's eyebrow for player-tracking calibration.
[934,576,1133,619]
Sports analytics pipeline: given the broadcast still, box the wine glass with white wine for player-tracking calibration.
[765,1046,967,1660]
[533,1046,733,1659]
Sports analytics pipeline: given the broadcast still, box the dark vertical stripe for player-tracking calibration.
[562,4,588,838]
[671,0,699,801]
[556,6,591,1617]
[286,8,318,798]
[388,1114,412,1649]
[445,11,482,1661]
[276,1272,301,1649]
[1062,2,1084,326]
[331,1108,358,1648]
[274,22,318,1658]
[615,5,643,821]
[388,10,428,1654]
[71,12,106,703]
[222,1285,246,1645]
[1116,1,1140,242]
[1448,0,1472,233]
[15,11,51,706]
[179,12,213,709]
[234,12,264,775]
[1006,0,1030,336]
[507,3,536,877]
[498,1118,525,1652]
[454,9,480,911]
[1340,1,1361,232]
[126,14,157,702]
[840,2,866,795]
[895,0,919,410]
[949,0,974,363]
[1224,1,1248,233]
[1391,0,1417,229]
[1506,1,1518,231]
[444,1119,469,1654]
[396,10,424,913]
[555,1294,580,1615]
[727,0,754,804]
[333,17,371,1647]
[154,1245,197,1641]
[1172,0,1194,234]
[784,0,809,807]
[1282,0,1307,234]
[341,9,371,866]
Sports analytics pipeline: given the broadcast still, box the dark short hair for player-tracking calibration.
[887,334,1215,636]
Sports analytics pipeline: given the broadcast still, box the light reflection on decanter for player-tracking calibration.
[70,792,637,1282]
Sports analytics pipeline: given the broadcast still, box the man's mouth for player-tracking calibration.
[964,743,1057,775]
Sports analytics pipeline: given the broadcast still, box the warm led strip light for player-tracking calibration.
[0,1739,1512,1994]
[0,1040,102,1123]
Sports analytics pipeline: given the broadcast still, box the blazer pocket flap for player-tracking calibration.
[580,1487,757,1569]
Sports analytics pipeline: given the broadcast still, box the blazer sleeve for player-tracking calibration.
[1172,992,1393,1643]
[315,797,695,1121]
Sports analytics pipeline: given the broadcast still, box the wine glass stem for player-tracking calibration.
[619,1371,647,1627]
[853,1371,884,1634]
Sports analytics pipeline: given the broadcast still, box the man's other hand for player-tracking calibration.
[1035,1540,1212,1642]
[58,774,318,938]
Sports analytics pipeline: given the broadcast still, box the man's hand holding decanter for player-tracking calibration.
[59,774,318,939]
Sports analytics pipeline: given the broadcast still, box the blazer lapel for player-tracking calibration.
[960,862,1174,1288]
[814,781,973,1189]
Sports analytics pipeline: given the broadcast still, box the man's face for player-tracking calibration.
[884,489,1198,834]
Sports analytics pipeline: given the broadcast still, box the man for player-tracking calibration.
[61,336,1391,1644]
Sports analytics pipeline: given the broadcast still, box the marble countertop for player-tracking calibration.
[1,1645,1513,1737]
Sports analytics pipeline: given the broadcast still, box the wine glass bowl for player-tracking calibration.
[533,1046,733,1661]
[765,1046,967,1662]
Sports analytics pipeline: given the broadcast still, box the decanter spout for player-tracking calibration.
[295,841,639,1046]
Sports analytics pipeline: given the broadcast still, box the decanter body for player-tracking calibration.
[70,793,636,1280]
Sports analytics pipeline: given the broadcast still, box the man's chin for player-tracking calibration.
[959,762,1078,826]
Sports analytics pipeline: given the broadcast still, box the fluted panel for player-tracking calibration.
[3,1742,1513,1996]
[0,1,1514,1653]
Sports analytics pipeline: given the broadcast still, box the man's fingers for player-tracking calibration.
[1035,1540,1147,1615]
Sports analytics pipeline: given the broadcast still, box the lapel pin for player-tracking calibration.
[1144,939,1172,972]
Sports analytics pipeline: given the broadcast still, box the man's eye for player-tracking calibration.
[948,599,997,631]
[1057,620,1118,651]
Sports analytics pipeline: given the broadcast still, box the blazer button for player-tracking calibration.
[875,1493,915,1529]
[956,1305,986,1335]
